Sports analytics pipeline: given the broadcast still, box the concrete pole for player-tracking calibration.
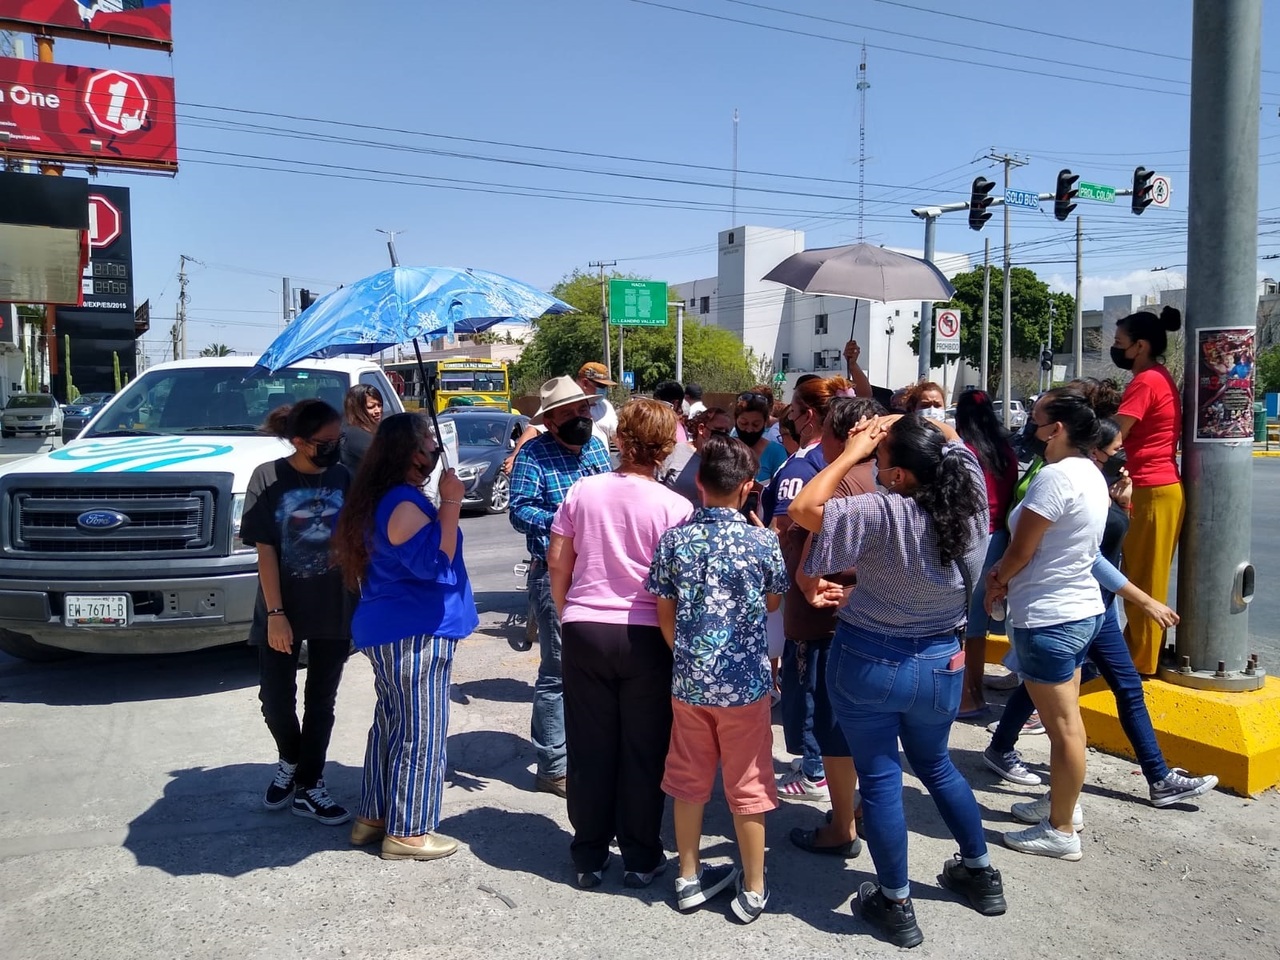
[590,260,616,380]
[1001,158,1013,429]
[917,215,936,381]
[1074,217,1084,378]
[671,302,686,383]
[618,325,625,388]
[1167,0,1263,690]
[981,238,991,391]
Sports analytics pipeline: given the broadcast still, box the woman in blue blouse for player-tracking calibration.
[332,413,478,861]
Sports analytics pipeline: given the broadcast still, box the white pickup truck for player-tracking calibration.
[0,356,403,661]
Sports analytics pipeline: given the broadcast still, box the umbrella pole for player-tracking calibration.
[412,338,449,470]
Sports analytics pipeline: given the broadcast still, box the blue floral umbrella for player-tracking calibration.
[254,265,574,466]
[255,265,573,372]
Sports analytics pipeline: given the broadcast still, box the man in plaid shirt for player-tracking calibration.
[510,377,611,798]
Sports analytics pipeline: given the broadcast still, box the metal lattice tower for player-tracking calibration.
[856,43,870,241]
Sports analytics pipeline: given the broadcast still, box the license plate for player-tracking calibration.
[65,594,129,626]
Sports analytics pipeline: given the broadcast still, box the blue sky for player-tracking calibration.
[26,0,1280,361]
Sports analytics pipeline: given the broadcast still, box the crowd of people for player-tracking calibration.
[237,305,1217,948]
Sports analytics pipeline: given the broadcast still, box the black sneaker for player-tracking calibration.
[730,872,769,924]
[674,862,739,911]
[577,852,612,890]
[857,881,924,949]
[263,758,297,810]
[291,780,351,825]
[939,855,1008,916]
[623,857,666,888]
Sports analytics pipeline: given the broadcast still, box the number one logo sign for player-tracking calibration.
[84,70,151,136]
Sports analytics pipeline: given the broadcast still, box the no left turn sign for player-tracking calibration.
[935,307,961,354]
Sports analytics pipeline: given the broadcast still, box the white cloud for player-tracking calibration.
[1044,269,1186,311]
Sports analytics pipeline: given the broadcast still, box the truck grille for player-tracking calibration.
[12,486,216,555]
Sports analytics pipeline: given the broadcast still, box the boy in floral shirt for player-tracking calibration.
[645,435,788,924]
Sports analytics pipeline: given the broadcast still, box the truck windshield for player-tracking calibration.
[84,367,350,437]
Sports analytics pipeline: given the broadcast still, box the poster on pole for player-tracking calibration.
[1194,327,1255,442]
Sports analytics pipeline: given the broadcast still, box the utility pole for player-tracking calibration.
[376,228,403,268]
[988,151,1027,427]
[173,255,194,361]
[282,277,293,326]
[916,214,936,381]
[1073,217,1084,378]
[1169,0,1264,690]
[670,301,686,382]
[589,260,616,379]
[981,238,991,390]
[731,108,739,227]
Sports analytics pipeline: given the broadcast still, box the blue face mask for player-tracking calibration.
[596,387,610,397]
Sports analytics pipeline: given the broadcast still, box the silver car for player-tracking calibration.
[2,394,63,438]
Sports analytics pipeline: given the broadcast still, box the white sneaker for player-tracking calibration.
[1010,792,1084,831]
[776,769,830,801]
[1004,819,1083,861]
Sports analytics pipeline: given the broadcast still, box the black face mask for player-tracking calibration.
[1101,447,1128,485]
[1110,345,1136,371]
[737,429,765,447]
[1019,421,1047,460]
[554,416,594,447]
[411,449,439,484]
[309,438,342,469]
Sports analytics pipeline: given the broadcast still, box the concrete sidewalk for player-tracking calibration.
[1,608,1277,960]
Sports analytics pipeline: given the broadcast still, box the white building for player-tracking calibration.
[672,226,972,398]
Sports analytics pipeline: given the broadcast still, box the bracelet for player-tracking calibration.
[440,499,462,505]
[267,609,286,618]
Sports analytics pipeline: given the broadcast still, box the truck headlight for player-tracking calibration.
[230,494,256,555]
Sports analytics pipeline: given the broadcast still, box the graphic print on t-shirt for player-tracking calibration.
[278,486,342,578]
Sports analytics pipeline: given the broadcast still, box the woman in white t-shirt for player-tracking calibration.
[986,389,1109,863]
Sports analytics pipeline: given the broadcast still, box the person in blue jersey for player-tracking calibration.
[332,413,478,861]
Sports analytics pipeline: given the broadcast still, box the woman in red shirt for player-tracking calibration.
[1111,306,1184,675]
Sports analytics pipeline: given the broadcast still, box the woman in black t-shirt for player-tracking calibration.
[241,399,353,826]
[341,384,384,474]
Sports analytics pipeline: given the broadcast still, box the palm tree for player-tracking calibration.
[200,342,233,357]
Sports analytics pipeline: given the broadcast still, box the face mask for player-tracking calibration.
[309,438,341,469]
[920,406,947,421]
[737,429,764,447]
[1101,447,1128,485]
[595,387,610,397]
[554,416,594,446]
[1020,421,1047,460]
[1110,345,1136,371]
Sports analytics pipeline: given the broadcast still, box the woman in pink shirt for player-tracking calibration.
[548,398,695,889]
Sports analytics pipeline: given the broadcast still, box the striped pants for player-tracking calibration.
[359,634,458,837]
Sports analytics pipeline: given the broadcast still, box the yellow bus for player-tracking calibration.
[384,357,512,413]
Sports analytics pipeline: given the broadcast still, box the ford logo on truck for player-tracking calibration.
[77,510,129,532]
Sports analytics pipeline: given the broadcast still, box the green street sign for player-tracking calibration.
[1078,181,1116,203]
[609,279,668,326]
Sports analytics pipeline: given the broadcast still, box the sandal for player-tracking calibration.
[790,826,863,858]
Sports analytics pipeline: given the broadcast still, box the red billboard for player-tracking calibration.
[0,1,173,51]
[0,58,176,170]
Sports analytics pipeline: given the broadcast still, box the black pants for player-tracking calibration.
[257,636,349,789]
[562,620,673,874]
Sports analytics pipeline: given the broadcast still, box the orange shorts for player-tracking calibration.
[662,696,779,816]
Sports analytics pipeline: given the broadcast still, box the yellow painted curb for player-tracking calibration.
[1080,676,1280,796]
[1253,451,1280,458]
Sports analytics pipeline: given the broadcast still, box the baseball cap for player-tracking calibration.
[577,361,617,387]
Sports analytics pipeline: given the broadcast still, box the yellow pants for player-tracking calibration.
[1122,482,1185,675]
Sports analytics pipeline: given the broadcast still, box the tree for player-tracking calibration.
[1257,344,1280,396]
[910,266,1076,387]
[199,342,232,357]
[510,269,756,397]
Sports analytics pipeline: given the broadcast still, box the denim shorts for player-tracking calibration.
[1011,614,1105,685]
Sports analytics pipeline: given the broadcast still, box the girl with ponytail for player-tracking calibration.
[1110,305,1184,675]
[788,413,1003,947]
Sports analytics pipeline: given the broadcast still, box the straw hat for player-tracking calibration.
[531,377,590,425]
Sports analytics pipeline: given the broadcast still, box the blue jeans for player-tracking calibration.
[827,622,990,901]
[1011,614,1104,685]
[780,638,824,780]
[992,602,1169,784]
[530,562,566,778]
[967,529,1008,637]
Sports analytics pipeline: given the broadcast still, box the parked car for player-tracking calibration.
[0,357,406,661]
[2,394,63,439]
[996,400,1028,428]
[61,394,115,445]
[439,408,530,514]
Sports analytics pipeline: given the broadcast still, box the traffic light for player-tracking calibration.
[1054,169,1079,222]
[1041,348,1053,372]
[299,289,316,311]
[968,176,997,231]
[1132,166,1155,215]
